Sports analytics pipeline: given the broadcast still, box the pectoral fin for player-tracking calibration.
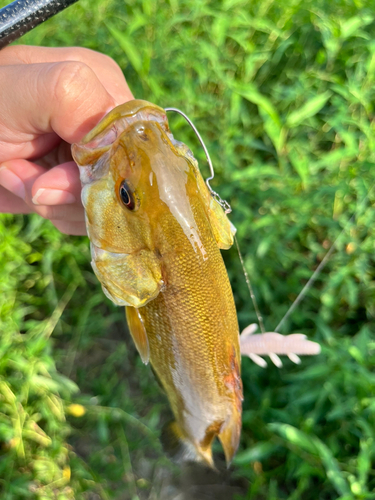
[195,165,235,249]
[206,197,235,250]
[126,306,150,364]
[91,244,162,308]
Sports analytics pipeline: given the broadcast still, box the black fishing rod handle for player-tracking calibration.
[0,0,79,49]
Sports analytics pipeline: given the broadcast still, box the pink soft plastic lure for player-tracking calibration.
[240,324,321,368]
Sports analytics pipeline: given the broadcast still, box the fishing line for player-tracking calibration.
[234,235,266,334]
[275,181,375,333]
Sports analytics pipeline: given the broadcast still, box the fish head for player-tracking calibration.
[72,100,234,306]
[72,100,173,253]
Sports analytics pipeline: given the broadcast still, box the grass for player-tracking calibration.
[1,0,375,498]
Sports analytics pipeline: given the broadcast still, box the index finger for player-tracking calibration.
[0,61,127,161]
[0,45,133,106]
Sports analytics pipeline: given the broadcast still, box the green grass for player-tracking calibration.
[1,0,375,498]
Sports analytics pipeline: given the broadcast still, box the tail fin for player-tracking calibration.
[161,414,242,469]
[161,421,215,469]
[218,406,242,467]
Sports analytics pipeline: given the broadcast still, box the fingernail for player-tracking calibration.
[32,188,76,206]
[0,167,26,199]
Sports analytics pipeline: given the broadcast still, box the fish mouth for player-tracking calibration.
[80,99,172,150]
[72,99,196,185]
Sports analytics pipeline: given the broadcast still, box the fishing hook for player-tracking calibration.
[165,107,232,214]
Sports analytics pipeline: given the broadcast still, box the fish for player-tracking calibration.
[71,99,243,468]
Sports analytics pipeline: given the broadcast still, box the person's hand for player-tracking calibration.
[0,45,133,235]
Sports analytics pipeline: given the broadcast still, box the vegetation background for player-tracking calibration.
[1,0,375,498]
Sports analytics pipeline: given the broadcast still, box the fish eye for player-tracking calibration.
[119,180,136,210]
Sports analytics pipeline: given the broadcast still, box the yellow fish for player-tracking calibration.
[72,100,242,467]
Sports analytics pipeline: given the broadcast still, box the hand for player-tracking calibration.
[0,45,133,235]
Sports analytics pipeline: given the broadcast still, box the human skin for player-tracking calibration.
[0,45,133,235]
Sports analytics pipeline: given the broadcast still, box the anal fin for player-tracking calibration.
[125,306,150,365]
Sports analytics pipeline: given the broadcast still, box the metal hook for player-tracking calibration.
[165,107,232,214]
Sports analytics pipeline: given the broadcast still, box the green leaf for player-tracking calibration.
[340,15,373,40]
[233,83,280,127]
[233,442,278,465]
[287,92,332,128]
[231,83,284,153]
[106,23,143,76]
[288,144,310,185]
[268,423,317,455]
[357,438,373,489]
[269,423,353,497]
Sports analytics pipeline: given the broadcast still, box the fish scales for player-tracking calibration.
[72,100,243,467]
[143,202,238,402]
